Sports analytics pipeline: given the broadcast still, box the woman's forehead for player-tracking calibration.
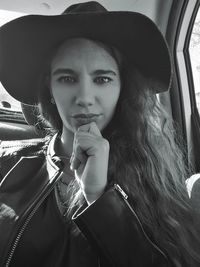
[53,38,110,55]
[51,38,120,72]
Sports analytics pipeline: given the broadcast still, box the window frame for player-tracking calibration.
[175,0,200,170]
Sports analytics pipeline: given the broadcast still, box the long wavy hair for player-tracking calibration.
[37,38,200,266]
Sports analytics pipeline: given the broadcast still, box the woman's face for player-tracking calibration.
[50,38,121,133]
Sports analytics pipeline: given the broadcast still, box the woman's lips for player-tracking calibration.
[72,113,101,125]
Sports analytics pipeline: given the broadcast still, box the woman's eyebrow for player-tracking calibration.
[52,68,117,76]
[52,68,75,75]
[92,70,117,76]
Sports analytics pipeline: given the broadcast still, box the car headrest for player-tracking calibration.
[21,103,45,137]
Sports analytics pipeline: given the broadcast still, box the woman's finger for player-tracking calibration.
[88,122,102,136]
[70,155,81,170]
[78,123,91,132]
[78,122,101,136]
[71,144,87,170]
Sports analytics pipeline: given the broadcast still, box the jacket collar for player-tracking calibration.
[46,133,64,172]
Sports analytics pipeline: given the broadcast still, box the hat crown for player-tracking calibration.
[62,1,107,14]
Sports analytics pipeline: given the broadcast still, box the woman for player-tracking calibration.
[0,1,200,267]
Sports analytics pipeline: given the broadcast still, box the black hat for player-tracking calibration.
[0,1,172,105]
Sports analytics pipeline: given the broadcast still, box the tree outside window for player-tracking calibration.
[189,7,200,114]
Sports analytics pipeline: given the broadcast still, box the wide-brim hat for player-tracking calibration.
[0,1,172,105]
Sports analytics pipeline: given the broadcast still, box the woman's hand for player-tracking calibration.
[70,122,109,204]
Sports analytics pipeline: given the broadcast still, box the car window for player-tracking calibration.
[0,84,21,111]
[189,5,200,115]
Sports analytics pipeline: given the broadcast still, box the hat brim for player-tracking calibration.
[0,11,172,105]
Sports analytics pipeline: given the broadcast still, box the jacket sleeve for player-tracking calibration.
[72,184,171,267]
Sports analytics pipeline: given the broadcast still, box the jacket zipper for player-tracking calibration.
[5,172,60,267]
[114,183,168,260]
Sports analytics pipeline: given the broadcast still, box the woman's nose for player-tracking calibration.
[75,80,95,107]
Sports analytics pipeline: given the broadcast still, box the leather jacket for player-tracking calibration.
[0,135,198,267]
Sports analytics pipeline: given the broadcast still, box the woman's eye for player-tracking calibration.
[57,76,76,83]
[94,76,113,84]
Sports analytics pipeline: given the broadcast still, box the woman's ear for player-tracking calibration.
[50,98,56,104]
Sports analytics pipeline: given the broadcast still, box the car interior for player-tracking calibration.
[0,0,200,173]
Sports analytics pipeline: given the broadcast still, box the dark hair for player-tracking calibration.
[37,38,200,266]
[106,65,200,266]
